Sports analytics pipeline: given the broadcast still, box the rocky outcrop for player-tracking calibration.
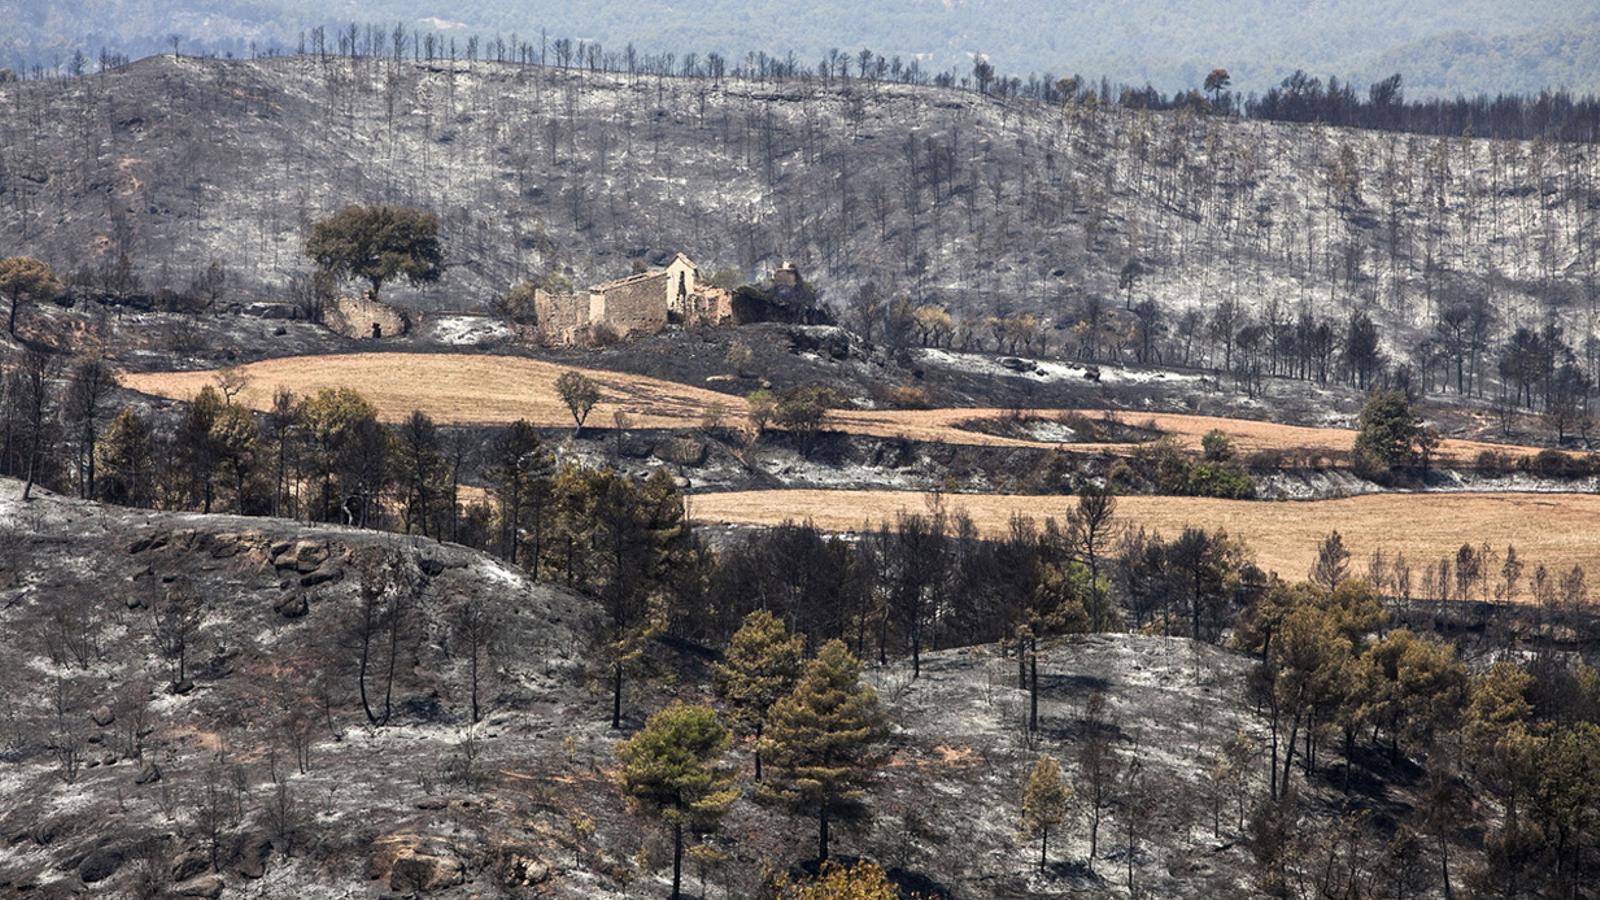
[372,836,466,894]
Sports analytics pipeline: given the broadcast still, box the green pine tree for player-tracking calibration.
[714,610,806,781]
[761,640,885,862]
[616,703,737,900]
[1021,754,1072,872]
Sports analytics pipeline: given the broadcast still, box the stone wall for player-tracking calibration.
[590,272,670,336]
[683,287,734,327]
[324,295,408,339]
[533,289,588,344]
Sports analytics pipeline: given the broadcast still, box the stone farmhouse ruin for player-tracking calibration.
[532,253,734,344]
[317,254,821,344]
[324,294,409,340]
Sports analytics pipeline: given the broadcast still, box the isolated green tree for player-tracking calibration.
[761,640,885,862]
[1066,483,1118,630]
[617,703,737,900]
[713,610,806,781]
[0,256,62,337]
[304,205,443,300]
[1351,390,1425,477]
[1021,754,1072,872]
[1201,429,1236,462]
[746,388,777,434]
[775,385,835,457]
[556,370,601,436]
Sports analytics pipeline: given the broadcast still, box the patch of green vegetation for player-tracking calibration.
[1119,438,1255,499]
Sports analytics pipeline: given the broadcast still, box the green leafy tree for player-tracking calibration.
[775,385,836,457]
[1362,629,1469,761]
[556,370,601,436]
[1351,390,1426,477]
[1065,483,1118,630]
[761,639,885,862]
[1531,723,1600,895]
[1464,662,1539,824]
[295,387,383,522]
[1271,604,1353,796]
[590,469,692,728]
[0,256,62,338]
[1021,754,1072,872]
[395,410,446,538]
[493,281,540,326]
[746,388,777,434]
[487,420,554,569]
[1200,428,1235,462]
[304,205,443,300]
[175,386,225,512]
[713,610,805,781]
[63,357,114,499]
[616,703,737,900]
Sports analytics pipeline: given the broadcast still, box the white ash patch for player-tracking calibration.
[421,314,512,347]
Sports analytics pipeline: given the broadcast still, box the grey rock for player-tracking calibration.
[79,847,124,883]
[389,852,464,893]
[299,566,343,588]
[273,593,308,619]
[652,436,708,467]
[503,854,550,887]
[232,832,272,879]
[171,850,209,882]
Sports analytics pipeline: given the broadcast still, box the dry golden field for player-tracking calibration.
[120,352,733,431]
[687,489,1600,589]
[121,352,1556,464]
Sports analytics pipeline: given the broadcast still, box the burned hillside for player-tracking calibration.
[2,54,1594,365]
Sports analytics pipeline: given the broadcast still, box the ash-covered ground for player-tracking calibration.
[0,477,1462,899]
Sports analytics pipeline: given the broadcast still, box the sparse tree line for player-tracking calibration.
[6,19,1596,144]
[1133,69,1599,144]
[852,273,1599,447]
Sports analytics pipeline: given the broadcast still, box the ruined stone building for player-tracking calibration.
[532,253,734,345]
[324,294,409,339]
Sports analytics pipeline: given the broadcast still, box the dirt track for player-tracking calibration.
[688,488,1600,592]
[121,352,1556,464]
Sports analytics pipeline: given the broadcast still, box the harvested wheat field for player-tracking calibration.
[120,352,735,431]
[688,489,1600,590]
[123,352,1557,463]
[835,408,1555,465]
